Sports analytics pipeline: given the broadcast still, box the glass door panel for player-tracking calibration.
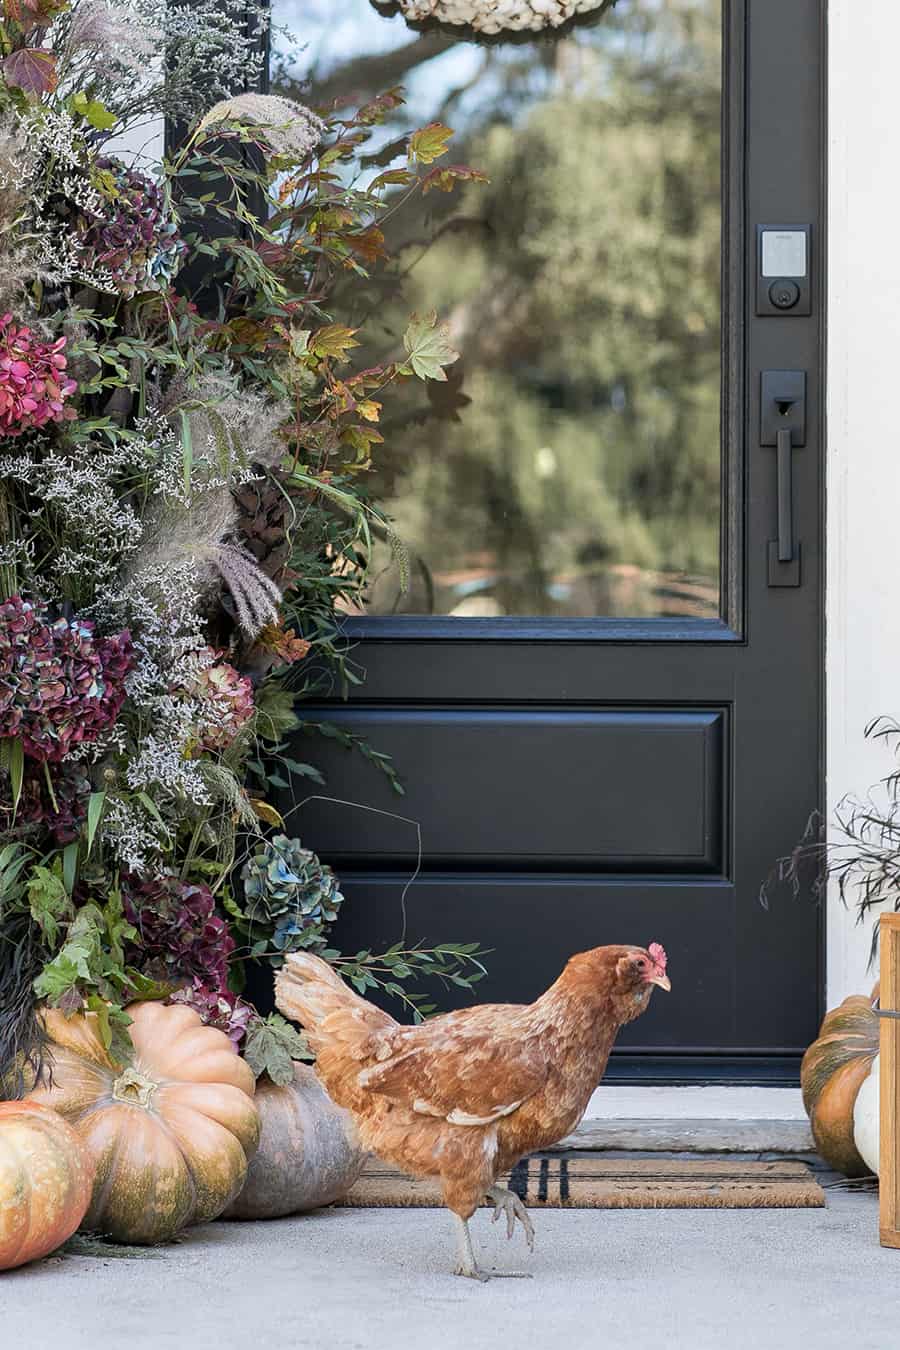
[271,1,721,619]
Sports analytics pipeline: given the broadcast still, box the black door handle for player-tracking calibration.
[776,426,794,562]
[761,370,806,586]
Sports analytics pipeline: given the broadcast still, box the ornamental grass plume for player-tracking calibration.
[0,316,77,436]
[198,94,325,162]
[0,595,132,761]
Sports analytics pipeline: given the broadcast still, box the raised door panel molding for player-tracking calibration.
[288,706,727,873]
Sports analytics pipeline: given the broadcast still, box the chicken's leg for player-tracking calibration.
[453,1214,489,1281]
[487,1185,536,1251]
[452,1212,534,1281]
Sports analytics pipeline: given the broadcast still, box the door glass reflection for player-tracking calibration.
[271,1,722,619]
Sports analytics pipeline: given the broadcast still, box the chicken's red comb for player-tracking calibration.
[648,942,667,971]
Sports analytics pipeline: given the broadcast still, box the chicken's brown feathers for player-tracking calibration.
[358,1008,548,1123]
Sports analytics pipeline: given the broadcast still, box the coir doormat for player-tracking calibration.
[340,1156,825,1210]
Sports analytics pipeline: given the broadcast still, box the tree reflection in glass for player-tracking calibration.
[272,0,721,619]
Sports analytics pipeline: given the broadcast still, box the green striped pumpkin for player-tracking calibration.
[801,988,879,1177]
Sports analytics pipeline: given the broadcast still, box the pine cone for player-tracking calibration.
[232,469,297,585]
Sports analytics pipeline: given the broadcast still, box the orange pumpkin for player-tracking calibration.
[26,1002,260,1244]
[801,986,879,1176]
[0,1100,94,1270]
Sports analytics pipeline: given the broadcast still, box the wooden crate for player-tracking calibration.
[880,913,900,1247]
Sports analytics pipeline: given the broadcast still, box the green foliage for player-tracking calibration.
[31,891,150,1064]
[243,1012,311,1085]
[325,942,489,1022]
[26,863,72,948]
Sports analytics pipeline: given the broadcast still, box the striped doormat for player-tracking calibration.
[340,1156,824,1210]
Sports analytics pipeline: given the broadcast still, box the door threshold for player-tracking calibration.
[559,1085,813,1154]
[584,1085,807,1120]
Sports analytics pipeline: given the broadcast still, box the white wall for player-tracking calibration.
[826,0,900,1003]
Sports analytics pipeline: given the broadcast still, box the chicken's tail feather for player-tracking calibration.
[274,952,397,1112]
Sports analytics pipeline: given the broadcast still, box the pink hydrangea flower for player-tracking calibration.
[0,596,132,761]
[0,315,78,437]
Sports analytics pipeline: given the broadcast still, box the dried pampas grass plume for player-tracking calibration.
[210,542,281,637]
[198,94,325,162]
[128,490,282,639]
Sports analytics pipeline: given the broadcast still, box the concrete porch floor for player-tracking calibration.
[2,1178,891,1350]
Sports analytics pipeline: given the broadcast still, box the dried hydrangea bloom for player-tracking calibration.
[122,875,235,990]
[13,760,92,845]
[241,835,344,959]
[380,0,613,31]
[174,648,255,754]
[0,316,77,436]
[76,158,186,297]
[0,596,133,762]
[168,980,255,1049]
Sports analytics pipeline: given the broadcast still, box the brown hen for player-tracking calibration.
[275,941,670,1280]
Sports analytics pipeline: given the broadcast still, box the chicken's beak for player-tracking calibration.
[648,973,671,992]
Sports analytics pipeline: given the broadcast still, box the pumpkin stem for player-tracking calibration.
[111,1066,157,1109]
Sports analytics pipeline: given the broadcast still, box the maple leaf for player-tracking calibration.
[309,324,360,361]
[421,164,490,195]
[408,123,453,166]
[354,88,405,126]
[347,225,387,265]
[341,423,384,461]
[356,399,381,423]
[3,48,58,95]
[369,168,415,193]
[402,312,460,383]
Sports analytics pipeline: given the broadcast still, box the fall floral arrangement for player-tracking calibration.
[0,0,487,1092]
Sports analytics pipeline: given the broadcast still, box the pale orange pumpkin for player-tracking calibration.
[26,1001,260,1244]
[0,1100,94,1270]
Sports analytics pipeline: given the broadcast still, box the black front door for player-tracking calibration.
[274,0,824,1083]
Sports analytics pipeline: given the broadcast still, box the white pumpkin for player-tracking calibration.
[853,1053,880,1175]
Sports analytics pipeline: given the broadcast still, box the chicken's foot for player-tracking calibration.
[486,1185,536,1252]
[452,1214,533,1281]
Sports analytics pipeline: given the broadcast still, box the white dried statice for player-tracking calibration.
[101,796,170,874]
[198,94,325,163]
[382,0,614,32]
[0,440,144,598]
[0,114,44,306]
[6,106,119,293]
[87,562,218,866]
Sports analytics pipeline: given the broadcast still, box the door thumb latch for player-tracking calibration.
[761,370,806,587]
